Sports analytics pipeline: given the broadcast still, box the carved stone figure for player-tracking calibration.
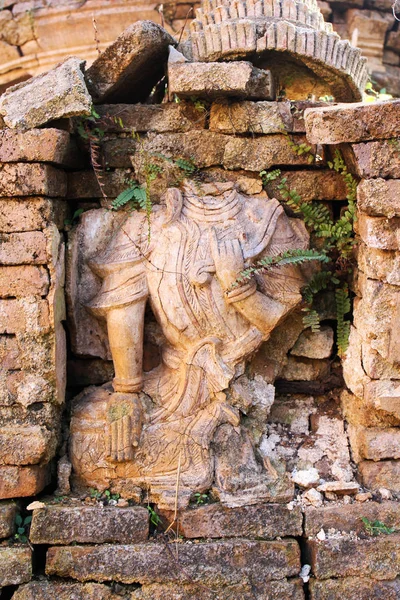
[70,182,309,507]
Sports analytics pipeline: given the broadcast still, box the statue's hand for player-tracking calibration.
[209,228,245,290]
[106,393,143,463]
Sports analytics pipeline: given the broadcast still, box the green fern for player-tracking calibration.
[336,286,351,357]
[302,309,321,333]
[111,182,147,211]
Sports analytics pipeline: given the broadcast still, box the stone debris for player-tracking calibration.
[303,488,324,508]
[291,468,320,489]
[0,57,92,129]
[85,21,175,104]
[291,326,334,359]
[317,481,360,496]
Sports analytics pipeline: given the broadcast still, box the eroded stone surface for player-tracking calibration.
[261,170,348,203]
[30,505,149,544]
[359,460,400,492]
[0,465,50,498]
[0,163,67,197]
[0,266,49,297]
[347,140,400,179]
[349,425,400,461]
[310,577,400,600]
[0,129,80,167]
[0,501,17,538]
[358,245,400,286]
[357,178,400,217]
[12,582,121,600]
[0,198,67,233]
[0,424,54,465]
[358,214,400,250]
[0,546,31,586]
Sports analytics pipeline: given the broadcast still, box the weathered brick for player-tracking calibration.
[0,546,32,586]
[359,460,400,492]
[306,534,400,579]
[0,298,51,334]
[30,505,149,544]
[357,214,400,250]
[141,131,227,168]
[0,198,68,232]
[341,390,400,429]
[358,244,400,286]
[0,464,50,498]
[304,501,400,537]
[349,426,400,461]
[0,231,47,265]
[0,424,54,465]
[346,140,400,179]
[0,501,17,539]
[305,100,400,144]
[264,170,347,203]
[96,102,206,133]
[0,163,67,197]
[310,577,400,600]
[0,266,49,297]
[0,128,81,167]
[0,335,21,369]
[209,100,293,134]
[67,169,133,199]
[13,582,122,600]
[46,540,301,585]
[164,503,302,540]
[358,178,400,217]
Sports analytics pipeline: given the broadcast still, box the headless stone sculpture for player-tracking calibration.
[70,182,309,508]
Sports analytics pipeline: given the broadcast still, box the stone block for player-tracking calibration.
[0,546,31,586]
[357,178,400,218]
[387,31,400,54]
[169,61,274,101]
[280,357,329,381]
[310,577,400,600]
[0,465,49,499]
[341,389,400,428]
[13,582,122,600]
[0,198,68,232]
[96,102,207,133]
[46,540,301,585]
[362,343,400,380]
[30,505,149,544]
[67,169,133,200]
[0,163,67,197]
[0,232,48,265]
[140,131,227,169]
[342,326,370,398]
[86,21,174,104]
[357,214,400,250]
[0,501,17,538]
[0,129,81,167]
[0,57,91,129]
[348,425,400,461]
[359,460,400,492]
[306,534,400,579]
[209,100,292,134]
[0,424,54,465]
[291,326,334,359]
[0,298,51,335]
[347,140,400,179]
[304,501,400,537]
[358,245,400,286]
[0,336,21,370]
[164,503,302,540]
[305,100,400,145]
[263,170,348,203]
[0,266,49,297]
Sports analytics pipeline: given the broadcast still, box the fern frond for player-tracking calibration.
[336,286,351,356]
[302,309,321,332]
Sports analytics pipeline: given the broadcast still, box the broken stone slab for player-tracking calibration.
[209,100,292,134]
[342,326,371,399]
[0,128,82,168]
[86,21,175,104]
[0,163,67,197]
[0,57,92,129]
[13,582,122,600]
[305,100,400,145]
[291,326,334,359]
[357,178,400,218]
[306,534,400,580]
[345,140,400,179]
[291,468,320,489]
[358,244,400,287]
[362,342,400,381]
[317,481,360,496]
[0,546,32,586]
[0,465,50,499]
[359,460,400,492]
[304,501,400,537]
[169,59,275,101]
[30,505,149,544]
[160,503,302,540]
[46,540,301,585]
[0,501,17,539]
[310,577,400,600]
[348,425,400,461]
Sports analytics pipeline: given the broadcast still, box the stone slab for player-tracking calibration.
[210,100,292,134]
[0,129,81,167]
[349,426,400,461]
[305,100,400,145]
[0,424,54,465]
[0,501,17,539]
[347,140,400,179]
[364,380,400,419]
[0,546,31,586]
[169,61,275,100]
[358,245,400,286]
[264,170,347,202]
[46,540,301,585]
[291,326,334,359]
[0,163,67,197]
[358,214,400,251]
[164,503,303,540]
[310,577,400,600]
[359,460,400,492]
[0,299,51,335]
[67,169,133,200]
[30,505,149,544]
[86,21,174,104]
[0,57,91,129]
[0,465,50,499]
[96,102,206,133]
[304,501,400,537]
[0,266,49,297]
[306,534,400,580]
[0,198,67,232]
[0,232,48,265]
[358,178,400,218]
[12,582,122,600]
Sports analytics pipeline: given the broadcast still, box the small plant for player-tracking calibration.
[89,487,103,500]
[64,208,85,227]
[14,514,32,543]
[282,131,314,164]
[193,492,209,505]
[104,490,120,502]
[147,505,161,527]
[361,517,395,536]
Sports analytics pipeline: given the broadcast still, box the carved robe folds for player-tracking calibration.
[69,182,309,507]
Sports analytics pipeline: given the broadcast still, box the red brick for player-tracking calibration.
[0,163,67,197]
[0,231,47,264]
[0,266,49,297]
[0,128,81,167]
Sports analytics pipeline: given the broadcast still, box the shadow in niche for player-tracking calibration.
[0,586,18,600]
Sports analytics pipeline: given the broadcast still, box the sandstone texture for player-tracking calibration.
[347,140,400,179]
[0,424,54,465]
[358,245,400,286]
[263,170,347,202]
[86,21,174,103]
[13,582,122,600]
[0,546,31,586]
[0,500,17,538]
[0,266,49,297]
[210,100,292,134]
[0,464,50,498]
[0,57,91,129]
[0,129,80,167]
[357,178,400,217]
[30,505,149,544]
[0,163,67,197]
[291,327,334,359]
[0,198,67,232]
[358,214,400,250]
[310,577,400,600]
[349,426,400,461]
[359,460,400,492]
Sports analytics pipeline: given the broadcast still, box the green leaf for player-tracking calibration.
[15,514,23,526]
[17,527,25,534]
